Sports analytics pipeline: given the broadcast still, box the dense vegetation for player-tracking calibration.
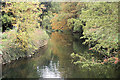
[1,2,49,63]
[1,2,119,66]
[41,2,119,65]
[70,2,119,65]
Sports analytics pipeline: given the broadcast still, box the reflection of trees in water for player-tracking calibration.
[50,32,73,56]
[2,46,52,78]
[50,32,74,78]
[50,32,91,78]
[50,32,86,78]
[50,32,120,78]
[3,32,120,78]
[2,59,40,78]
[37,60,61,78]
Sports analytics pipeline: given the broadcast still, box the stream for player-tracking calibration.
[2,32,120,78]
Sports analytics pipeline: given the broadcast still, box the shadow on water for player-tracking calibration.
[2,32,120,78]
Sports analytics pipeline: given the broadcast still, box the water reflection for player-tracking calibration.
[2,32,120,78]
[37,61,61,78]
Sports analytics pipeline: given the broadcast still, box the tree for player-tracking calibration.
[50,2,84,31]
[80,2,118,57]
[2,2,45,51]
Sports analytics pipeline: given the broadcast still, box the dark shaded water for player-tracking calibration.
[2,32,120,78]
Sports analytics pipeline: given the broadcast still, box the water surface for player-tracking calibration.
[2,32,120,78]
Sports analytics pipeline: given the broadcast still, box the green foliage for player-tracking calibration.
[67,18,84,33]
[50,2,85,31]
[1,12,15,31]
[42,2,60,30]
[71,52,102,68]
[80,2,118,56]
[49,2,61,13]
[42,12,53,30]
[2,28,49,63]
[70,2,119,66]
[2,2,44,50]
[44,2,119,60]
[2,14,12,26]
[1,2,49,63]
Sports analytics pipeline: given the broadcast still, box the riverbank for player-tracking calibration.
[2,32,120,78]
[1,29,49,65]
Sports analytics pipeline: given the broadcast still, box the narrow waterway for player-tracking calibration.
[2,32,120,78]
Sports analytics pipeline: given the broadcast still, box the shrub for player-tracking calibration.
[80,2,118,57]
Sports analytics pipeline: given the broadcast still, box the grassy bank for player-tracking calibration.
[1,29,49,64]
[1,2,50,64]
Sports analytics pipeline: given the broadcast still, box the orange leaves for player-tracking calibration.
[50,13,71,30]
[114,60,118,64]
[89,48,93,50]
[50,3,82,31]
[50,3,81,30]
[3,2,43,50]
[50,32,70,46]
[53,13,57,15]
[94,25,96,27]
[101,57,120,64]
[103,59,109,63]
[112,57,119,64]
[50,32,73,58]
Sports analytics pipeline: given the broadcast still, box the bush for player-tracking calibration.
[80,2,118,57]
[1,2,49,63]
[2,29,49,63]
